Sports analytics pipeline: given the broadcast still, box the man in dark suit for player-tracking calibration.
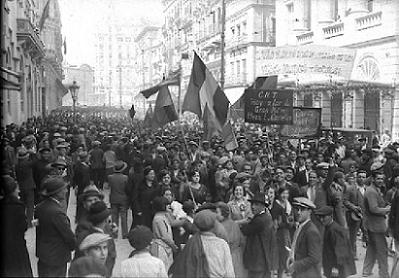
[343,169,366,259]
[287,197,322,278]
[315,206,356,278]
[35,176,76,277]
[241,193,276,278]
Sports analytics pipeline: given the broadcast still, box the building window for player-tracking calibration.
[367,0,373,12]
[7,91,11,114]
[236,61,240,77]
[241,59,246,82]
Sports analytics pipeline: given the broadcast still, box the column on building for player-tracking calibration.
[342,88,354,128]
[321,89,332,127]
[352,88,365,129]
[380,88,394,135]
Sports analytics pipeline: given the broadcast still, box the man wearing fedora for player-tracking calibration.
[287,197,322,278]
[240,192,276,278]
[108,160,129,238]
[35,176,76,277]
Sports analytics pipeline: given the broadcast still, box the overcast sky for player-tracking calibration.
[59,0,164,66]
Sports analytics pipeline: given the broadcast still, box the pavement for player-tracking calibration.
[26,185,395,277]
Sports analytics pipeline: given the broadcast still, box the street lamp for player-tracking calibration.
[69,80,80,123]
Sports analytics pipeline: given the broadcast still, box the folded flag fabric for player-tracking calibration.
[152,85,178,128]
[184,51,237,150]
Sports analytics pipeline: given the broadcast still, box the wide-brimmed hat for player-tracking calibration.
[41,177,67,196]
[88,201,111,224]
[114,161,127,173]
[249,193,269,206]
[128,225,153,251]
[79,233,111,251]
[56,142,69,149]
[92,140,101,146]
[292,197,316,210]
[188,141,198,148]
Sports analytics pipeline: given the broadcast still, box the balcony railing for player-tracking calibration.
[226,34,248,48]
[322,22,344,39]
[16,18,45,57]
[296,31,314,44]
[356,11,382,30]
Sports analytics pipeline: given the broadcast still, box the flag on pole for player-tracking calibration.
[183,51,237,150]
[152,85,178,128]
[39,0,50,31]
[182,51,229,127]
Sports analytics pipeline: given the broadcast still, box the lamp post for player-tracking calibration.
[69,80,80,123]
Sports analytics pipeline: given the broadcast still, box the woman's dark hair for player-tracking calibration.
[152,196,168,212]
[276,187,289,200]
[159,169,171,180]
[216,202,230,219]
[232,182,247,196]
[143,166,154,177]
[161,186,173,197]
[188,170,200,181]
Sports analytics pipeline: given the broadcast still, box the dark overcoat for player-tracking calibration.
[35,198,76,266]
[323,221,356,277]
[0,195,33,277]
[241,210,277,272]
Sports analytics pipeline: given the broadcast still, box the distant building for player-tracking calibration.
[133,26,164,118]
[93,2,139,108]
[63,64,94,106]
[1,0,66,126]
[276,0,399,137]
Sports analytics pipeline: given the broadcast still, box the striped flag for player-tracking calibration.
[184,51,237,150]
[183,51,229,127]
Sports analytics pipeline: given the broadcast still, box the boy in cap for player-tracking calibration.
[79,233,111,265]
[314,206,356,278]
[121,225,167,278]
[240,193,275,278]
[287,197,322,278]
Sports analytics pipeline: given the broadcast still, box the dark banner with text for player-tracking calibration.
[244,89,293,125]
[279,107,322,138]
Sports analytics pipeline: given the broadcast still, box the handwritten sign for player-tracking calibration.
[255,45,356,81]
[280,107,321,138]
[244,89,293,125]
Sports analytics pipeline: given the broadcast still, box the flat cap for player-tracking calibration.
[79,233,111,251]
[292,197,316,210]
[314,206,334,216]
[194,210,216,231]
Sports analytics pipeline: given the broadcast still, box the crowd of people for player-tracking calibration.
[0,112,399,278]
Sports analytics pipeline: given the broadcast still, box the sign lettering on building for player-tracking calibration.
[244,89,293,125]
[255,45,356,81]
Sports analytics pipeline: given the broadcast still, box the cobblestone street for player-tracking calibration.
[25,186,394,278]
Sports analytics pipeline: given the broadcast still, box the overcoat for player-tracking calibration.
[322,221,356,277]
[35,197,76,266]
[0,195,33,277]
[241,210,277,272]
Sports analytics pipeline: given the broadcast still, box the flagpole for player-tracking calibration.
[220,0,226,90]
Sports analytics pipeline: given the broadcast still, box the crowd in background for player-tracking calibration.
[1,112,399,278]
